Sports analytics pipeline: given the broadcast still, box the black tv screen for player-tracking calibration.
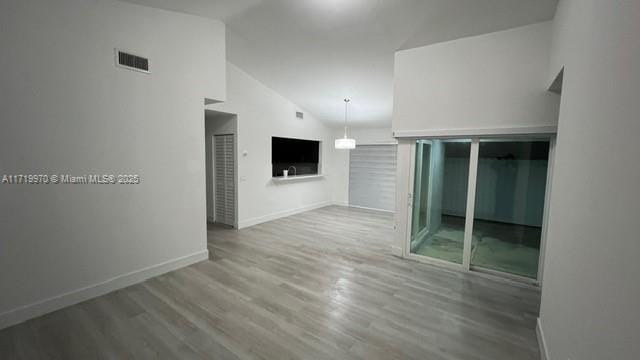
[272,137,320,177]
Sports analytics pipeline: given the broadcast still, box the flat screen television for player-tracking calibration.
[272,137,320,177]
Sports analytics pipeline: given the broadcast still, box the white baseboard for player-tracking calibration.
[0,250,209,330]
[537,317,550,360]
[347,204,395,213]
[238,201,333,229]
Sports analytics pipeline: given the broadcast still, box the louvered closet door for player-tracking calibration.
[214,134,235,227]
[349,144,397,212]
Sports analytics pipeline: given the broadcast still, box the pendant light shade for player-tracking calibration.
[335,98,356,150]
[335,137,356,149]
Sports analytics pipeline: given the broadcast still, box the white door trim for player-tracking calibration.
[537,136,556,283]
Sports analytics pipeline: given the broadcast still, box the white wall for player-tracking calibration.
[393,22,559,135]
[330,127,395,207]
[538,1,640,359]
[210,63,338,228]
[0,0,225,328]
[344,127,396,145]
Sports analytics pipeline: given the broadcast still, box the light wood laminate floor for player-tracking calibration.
[0,206,541,359]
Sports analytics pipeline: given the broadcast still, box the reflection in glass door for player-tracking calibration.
[409,139,471,264]
[408,137,552,281]
[470,140,550,278]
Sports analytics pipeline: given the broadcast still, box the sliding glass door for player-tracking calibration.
[408,137,552,281]
[470,140,550,278]
[410,139,471,264]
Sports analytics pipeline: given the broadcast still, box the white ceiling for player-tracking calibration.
[123,0,558,127]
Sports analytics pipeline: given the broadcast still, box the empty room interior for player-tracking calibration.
[0,1,638,359]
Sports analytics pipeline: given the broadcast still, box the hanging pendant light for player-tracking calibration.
[335,98,356,149]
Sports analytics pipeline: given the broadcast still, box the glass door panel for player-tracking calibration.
[470,140,550,278]
[410,141,431,240]
[410,139,471,264]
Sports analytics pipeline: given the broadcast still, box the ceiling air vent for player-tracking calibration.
[115,49,150,73]
[296,111,304,119]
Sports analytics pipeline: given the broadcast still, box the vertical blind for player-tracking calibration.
[349,144,397,212]
[214,134,235,227]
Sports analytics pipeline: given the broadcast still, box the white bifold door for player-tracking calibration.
[349,144,397,212]
[214,134,236,227]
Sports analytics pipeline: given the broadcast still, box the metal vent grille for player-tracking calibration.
[296,111,304,119]
[116,49,150,73]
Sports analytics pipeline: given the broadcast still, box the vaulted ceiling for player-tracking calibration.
[122,0,558,127]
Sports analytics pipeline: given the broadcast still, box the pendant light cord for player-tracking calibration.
[343,99,350,138]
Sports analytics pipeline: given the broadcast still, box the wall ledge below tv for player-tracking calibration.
[272,174,324,183]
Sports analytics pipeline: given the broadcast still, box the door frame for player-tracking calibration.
[403,135,556,286]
